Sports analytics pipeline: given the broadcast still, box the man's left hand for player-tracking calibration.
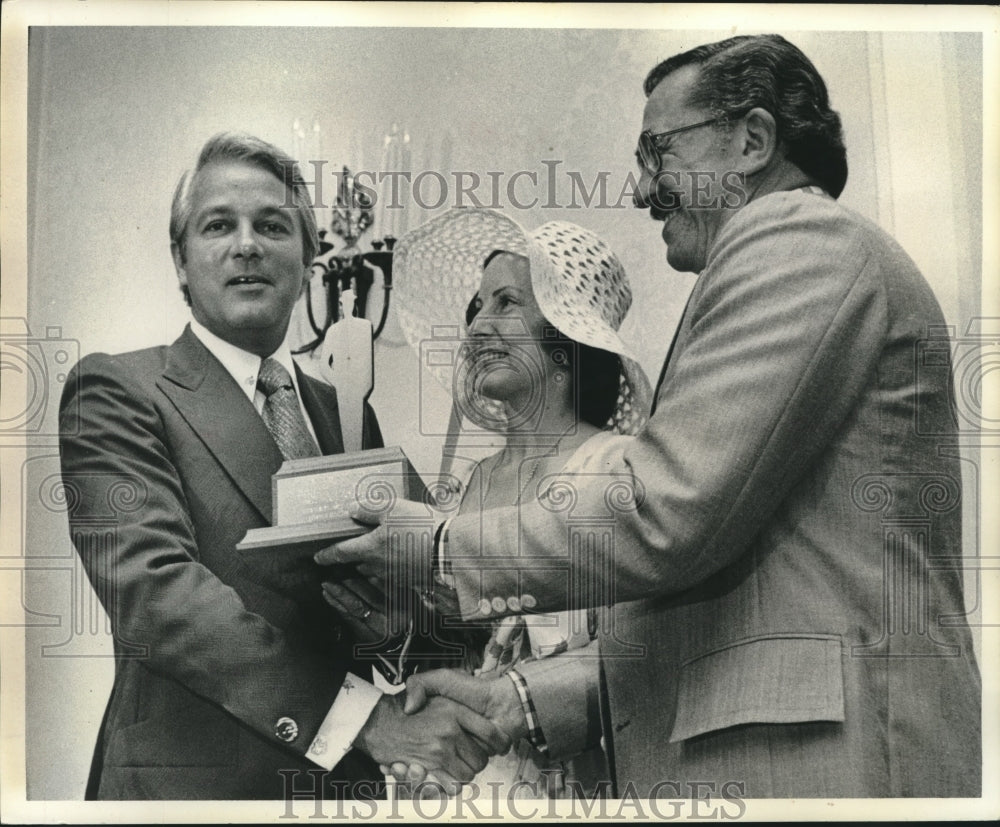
[322,577,410,643]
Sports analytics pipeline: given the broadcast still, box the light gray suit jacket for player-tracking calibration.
[445,190,981,797]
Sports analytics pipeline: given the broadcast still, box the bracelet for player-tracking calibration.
[375,618,415,686]
[433,521,450,564]
[507,669,548,754]
[432,518,455,587]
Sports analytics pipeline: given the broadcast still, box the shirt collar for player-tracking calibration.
[188,318,302,403]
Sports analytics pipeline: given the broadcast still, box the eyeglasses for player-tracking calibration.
[635,114,734,176]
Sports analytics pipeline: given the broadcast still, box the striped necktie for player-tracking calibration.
[256,357,321,460]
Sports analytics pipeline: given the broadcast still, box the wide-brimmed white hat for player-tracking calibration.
[393,208,651,436]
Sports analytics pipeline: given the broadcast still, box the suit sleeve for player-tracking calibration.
[514,639,603,761]
[362,401,384,450]
[58,354,357,759]
[447,196,889,616]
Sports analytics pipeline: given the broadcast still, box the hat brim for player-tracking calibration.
[393,208,651,435]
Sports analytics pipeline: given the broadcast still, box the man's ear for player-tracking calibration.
[171,241,188,289]
[740,107,779,175]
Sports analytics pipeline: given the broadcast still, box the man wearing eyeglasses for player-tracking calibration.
[328,34,982,798]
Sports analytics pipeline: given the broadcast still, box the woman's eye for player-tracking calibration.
[261,221,291,235]
[203,220,229,233]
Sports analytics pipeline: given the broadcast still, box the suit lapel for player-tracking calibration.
[156,325,282,521]
[651,289,696,415]
[296,368,345,456]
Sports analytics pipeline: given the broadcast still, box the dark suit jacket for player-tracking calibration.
[58,325,385,800]
[446,190,982,797]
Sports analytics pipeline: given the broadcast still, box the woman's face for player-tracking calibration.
[464,252,564,414]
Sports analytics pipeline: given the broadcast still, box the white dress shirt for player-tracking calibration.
[189,319,383,770]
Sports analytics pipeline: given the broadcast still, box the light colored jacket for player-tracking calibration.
[446,190,981,797]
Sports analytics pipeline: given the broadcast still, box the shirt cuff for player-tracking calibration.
[434,517,456,589]
[507,669,548,754]
[305,673,383,770]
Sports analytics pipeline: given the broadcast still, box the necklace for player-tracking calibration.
[480,423,579,508]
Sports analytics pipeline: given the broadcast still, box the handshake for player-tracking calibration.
[322,578,530,796]
[357,668,529,796]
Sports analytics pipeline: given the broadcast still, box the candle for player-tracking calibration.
[373,131,390,242]
[291,118,302,164]
[311,117,324,226]
[384,125,401,239]
[400,129,411,236]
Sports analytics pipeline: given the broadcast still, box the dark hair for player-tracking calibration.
[482,249,508,270]
[556,333,622,429]
[644,34,847,198]
[464,292,482,328]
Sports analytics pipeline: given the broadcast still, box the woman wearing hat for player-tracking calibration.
[324,208,651,799]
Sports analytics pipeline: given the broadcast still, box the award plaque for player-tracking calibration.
[237,446,429,559]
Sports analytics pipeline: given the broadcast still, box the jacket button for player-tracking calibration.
[507,596,522,612]
[492,596,507,613]
[521,594,537,609]
[478,598,493,617]
[275,717,299,742]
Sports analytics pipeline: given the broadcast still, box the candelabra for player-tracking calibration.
[291,117,412,353]
[297,166,397,353]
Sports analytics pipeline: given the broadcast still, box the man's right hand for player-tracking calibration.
[381,668,531,788]
[354,692,511,795]
[404,669,529,741]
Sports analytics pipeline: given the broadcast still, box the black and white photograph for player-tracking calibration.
[1,1,997,822]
